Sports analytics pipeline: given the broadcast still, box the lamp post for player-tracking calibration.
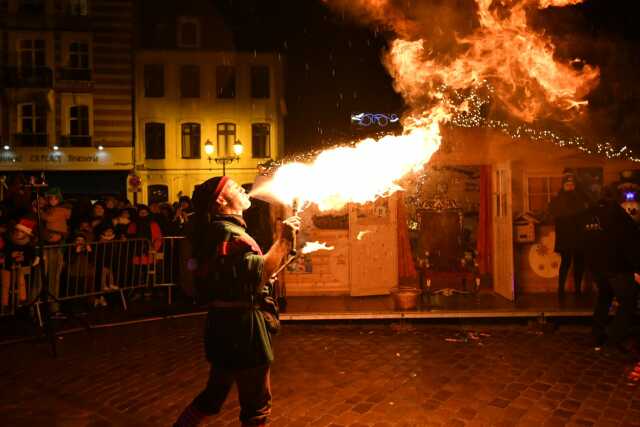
[204,139,243,176]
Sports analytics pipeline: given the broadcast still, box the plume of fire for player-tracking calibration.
[384,0,599,122]
[538,0,584,8]
[301,241,335,254]
[254,0,600,212]
[250,114,444,211]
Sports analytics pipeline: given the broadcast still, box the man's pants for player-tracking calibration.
[558,250,585,296]
[593,273,639,345]
[192,364,271,426]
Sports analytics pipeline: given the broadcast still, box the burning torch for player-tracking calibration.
[290,197,300,256]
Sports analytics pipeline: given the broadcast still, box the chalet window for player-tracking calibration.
[69,42,89,69]
[250,65,270,99]
[181,123,200,159]
[216,122,236,156]
[144,64,164,97]
[527,176,563,213]
[216,66,236,99]
[69,105,89,136]
[251,123,270,158]
[145,122,165,159]
[180,65,200,98]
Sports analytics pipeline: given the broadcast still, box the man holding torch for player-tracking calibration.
[174,176,300,427]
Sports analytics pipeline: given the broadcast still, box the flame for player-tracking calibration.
[251,114,443,211]
[384,0,599,122]
[254,0,600,212]
[538,0,584,8]
[301,241,335,254]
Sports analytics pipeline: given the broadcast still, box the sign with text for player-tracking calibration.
[0,147,133,171]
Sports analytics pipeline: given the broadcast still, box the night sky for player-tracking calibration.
[211,0,640,155]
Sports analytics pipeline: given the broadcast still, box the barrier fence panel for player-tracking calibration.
[0,238,154,321]
[151,236,186,304]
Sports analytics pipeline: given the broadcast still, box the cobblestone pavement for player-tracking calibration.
[1,318,639,427]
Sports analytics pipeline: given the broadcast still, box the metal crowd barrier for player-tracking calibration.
[0,237,165,322]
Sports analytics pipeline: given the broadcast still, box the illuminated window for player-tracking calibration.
[250,66,270,99]
[144,64,164,97]
[181,123,200,159]
[217,123,236,156]
[145,123,165,159]
[527,176,563,213]
[180,65,200,98]
[216,66,236,99]
[251,123,270,158]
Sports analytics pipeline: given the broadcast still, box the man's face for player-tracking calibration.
[93,205,104,216]
[563,181,576,192]
[138,209,149,218]
[150,203,160,214]
[220,179,251,212]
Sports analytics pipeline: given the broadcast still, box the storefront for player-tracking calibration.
[0,146,133,199]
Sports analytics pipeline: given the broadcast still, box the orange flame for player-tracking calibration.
[538,0,584,9]
[384,0,599,122]
[251,114,443,211]
[301,241,335,254]
[256,0,599,212]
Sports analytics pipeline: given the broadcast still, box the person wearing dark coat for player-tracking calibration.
[548,173,591,298]
[173,176,300,427]
[577,188,640,353]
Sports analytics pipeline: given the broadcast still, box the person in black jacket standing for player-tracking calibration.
[549,172,591,299]
[578,187,640,354]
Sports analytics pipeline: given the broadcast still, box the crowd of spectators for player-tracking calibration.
[0,175,194,313]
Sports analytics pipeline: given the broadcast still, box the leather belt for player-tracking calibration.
[208,300,256,309]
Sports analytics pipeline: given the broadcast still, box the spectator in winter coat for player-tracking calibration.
[90,201,107,230]
[40,187,71,239]
[548,172,591,298]
[577,186,640,355]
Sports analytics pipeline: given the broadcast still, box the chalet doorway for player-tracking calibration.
[406,165,492,292]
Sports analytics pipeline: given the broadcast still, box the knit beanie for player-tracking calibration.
[46,186,64,202]
[192,176,229,214]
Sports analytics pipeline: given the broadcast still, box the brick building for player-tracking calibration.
[0,0,134,195]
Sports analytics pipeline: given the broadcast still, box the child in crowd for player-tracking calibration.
[40,187,71,239]
[1,219,38,312]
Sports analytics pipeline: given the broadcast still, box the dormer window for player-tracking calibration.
[177,17,200,48]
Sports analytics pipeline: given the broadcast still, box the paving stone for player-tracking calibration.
[0,320,638,427]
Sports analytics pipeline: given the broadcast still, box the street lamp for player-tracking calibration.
[204,139,215,169]
[213,139,243,176]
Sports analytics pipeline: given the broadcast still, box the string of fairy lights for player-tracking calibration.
[259,82,639,179]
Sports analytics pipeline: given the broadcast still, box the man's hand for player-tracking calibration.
[634,273,640,285]
[280,216,301,242]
